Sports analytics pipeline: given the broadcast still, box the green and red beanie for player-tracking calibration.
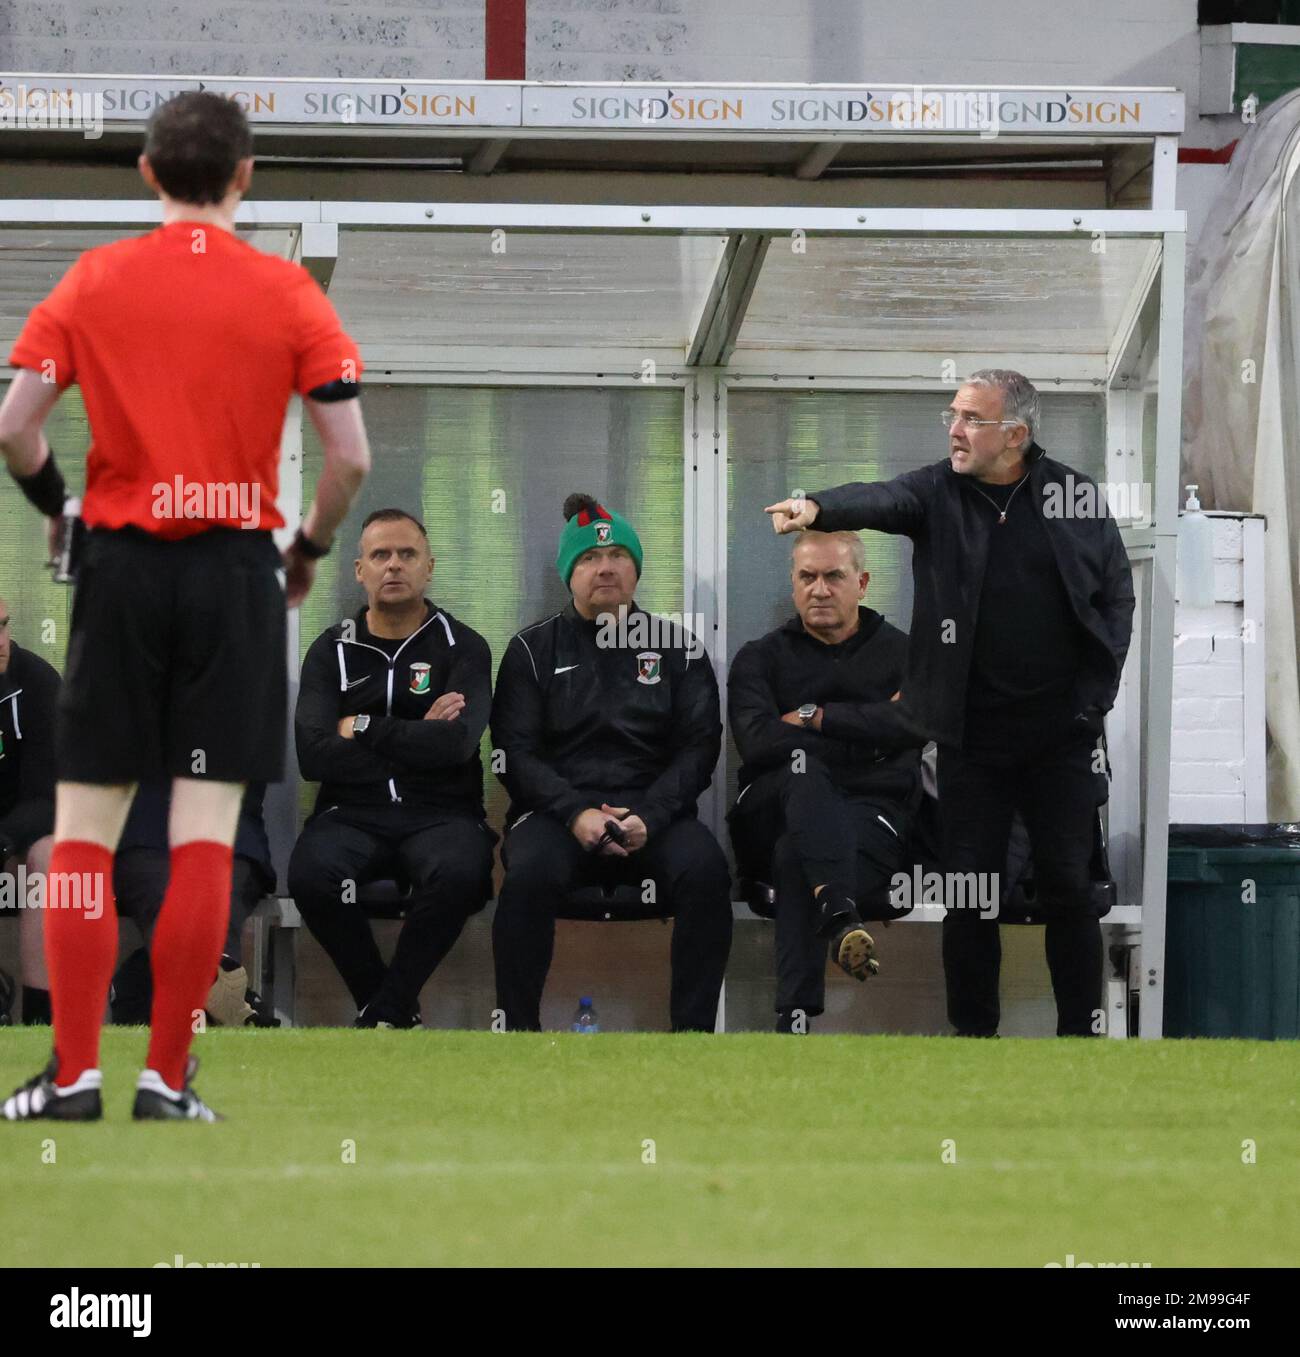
[556,493,644,586]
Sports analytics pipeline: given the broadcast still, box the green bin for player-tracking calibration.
[1165,825,1300,1039]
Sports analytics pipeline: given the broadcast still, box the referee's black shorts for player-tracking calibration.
[56,526,287,784]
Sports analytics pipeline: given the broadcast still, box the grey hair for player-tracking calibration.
[964,369,1040,443]
[792,530,866,575]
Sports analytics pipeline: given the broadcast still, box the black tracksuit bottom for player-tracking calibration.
[114,851,268,965]
[493,811,733,1032]
[107,853,271,1024]
[937,731,1103,1037]
[729,761,911,1018]
[288,803,496,1021]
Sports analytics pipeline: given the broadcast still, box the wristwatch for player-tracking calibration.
[797,703,818,726]
[352,714,371,736]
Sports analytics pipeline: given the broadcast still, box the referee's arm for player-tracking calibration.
[0,371,70,556]
[298,392,369,549]
[0,369,61,476]
[283,393,371,606]
[3,254,82,538]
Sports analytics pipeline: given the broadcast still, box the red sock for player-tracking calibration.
[44,841,118,1086]
[146,841,233,1091]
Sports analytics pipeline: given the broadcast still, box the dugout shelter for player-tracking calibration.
[0,76,1185,1035]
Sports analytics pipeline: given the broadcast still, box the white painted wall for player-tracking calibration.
[0,0,1221,131]
[0,0,1248,231]
[1,1,486,80]
[1,0,1248,240]
[527,0,1204,92]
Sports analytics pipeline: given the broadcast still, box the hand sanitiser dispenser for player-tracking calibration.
[1178,485,1216,609]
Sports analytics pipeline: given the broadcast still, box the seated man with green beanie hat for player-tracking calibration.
[490,493,732,1032]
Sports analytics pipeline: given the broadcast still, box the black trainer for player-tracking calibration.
[244,985,281,1028]
[354,1002,422,1030]
[132,1056,222,1122]
[831,922,880,981]
[3,1058,103,1121]
[816,887,861,939]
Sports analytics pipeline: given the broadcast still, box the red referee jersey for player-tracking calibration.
[8,220,363,539]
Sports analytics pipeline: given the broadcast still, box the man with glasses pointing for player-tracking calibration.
[765,370,1134,1038]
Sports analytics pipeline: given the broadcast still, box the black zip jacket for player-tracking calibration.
[0,642,60,857]
[728,607,922,804]
[491,602,721,837]
[810,442,1135,748]
[295,601,491,816]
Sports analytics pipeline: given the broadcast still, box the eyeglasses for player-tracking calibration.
[941,411,1023,430]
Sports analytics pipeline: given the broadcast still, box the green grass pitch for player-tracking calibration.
[2,1027,1296,1268]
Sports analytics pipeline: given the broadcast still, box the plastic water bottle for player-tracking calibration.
[572,996,599,1034]
[1178,485,1215,608]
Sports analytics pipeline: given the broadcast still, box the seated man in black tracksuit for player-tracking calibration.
[728,531,924,1033]
[0,599,59,1024]
[490,493,732,1033]
[290,508,497,1028]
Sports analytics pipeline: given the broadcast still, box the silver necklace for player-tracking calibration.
[970,472,1030,525]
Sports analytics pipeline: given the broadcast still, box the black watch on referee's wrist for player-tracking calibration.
[292,527,329,560]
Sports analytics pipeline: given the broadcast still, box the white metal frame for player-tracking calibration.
[0,196,1184,1036]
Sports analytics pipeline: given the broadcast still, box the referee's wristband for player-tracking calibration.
[10,449,67,519]
[292,527,330,560]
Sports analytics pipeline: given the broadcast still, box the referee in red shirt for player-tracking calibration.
[0,92,370,1120]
